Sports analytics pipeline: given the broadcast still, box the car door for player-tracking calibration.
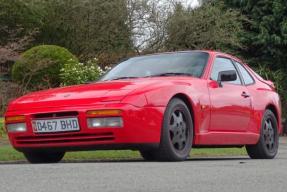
[208,57,252,132]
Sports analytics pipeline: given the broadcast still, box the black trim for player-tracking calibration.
[233,61,255,86]
[193,145,244,148]
[14,143,160,153]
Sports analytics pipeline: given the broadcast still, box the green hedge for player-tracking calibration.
[12,45,78,90]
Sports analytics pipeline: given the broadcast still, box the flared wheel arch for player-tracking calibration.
[167,94,196,141]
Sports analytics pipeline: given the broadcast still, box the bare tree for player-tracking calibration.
[127,0,176,53]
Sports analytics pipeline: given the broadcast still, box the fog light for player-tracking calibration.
[6,123,27,132]
[87,117,123,128]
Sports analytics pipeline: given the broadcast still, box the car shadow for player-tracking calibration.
[0,156,251,165]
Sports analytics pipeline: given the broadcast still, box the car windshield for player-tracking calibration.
[100,52,209,81]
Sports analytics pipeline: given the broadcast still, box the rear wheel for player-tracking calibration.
[24,151,65,164]
[142,98,193,161]
[246,110,279,159]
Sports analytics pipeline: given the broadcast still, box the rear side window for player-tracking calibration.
[235,62,254,85]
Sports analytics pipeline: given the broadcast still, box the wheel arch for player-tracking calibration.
[265,104,279,124]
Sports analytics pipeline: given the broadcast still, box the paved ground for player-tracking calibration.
[0,138,287,192]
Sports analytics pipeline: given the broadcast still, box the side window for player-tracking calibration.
[235,62,255,85]
[211,57,241,85]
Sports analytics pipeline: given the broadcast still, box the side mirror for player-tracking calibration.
[217,70,237,87]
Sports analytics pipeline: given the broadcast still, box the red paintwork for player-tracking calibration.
[5,51,282,151]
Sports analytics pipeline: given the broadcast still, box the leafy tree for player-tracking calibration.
[223,0,287,71]
[0,0,42,46]
[165,2,245,54]
[37,0,133,60]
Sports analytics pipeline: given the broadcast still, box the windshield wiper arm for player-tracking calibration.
[105,73,192,81]
[149,72,192,77]
[108,76,139,81]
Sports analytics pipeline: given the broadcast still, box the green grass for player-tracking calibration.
[0,117,5,137]
[0,146,25,161]
[0,145,247,162]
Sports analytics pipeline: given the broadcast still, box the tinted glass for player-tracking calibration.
[211,57,241,85]
[101,52,209,81]
[235,62,254,85]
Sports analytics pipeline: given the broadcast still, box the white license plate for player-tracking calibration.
[32,118,80,133]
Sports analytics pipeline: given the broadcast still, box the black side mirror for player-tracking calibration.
[217,70,237,87]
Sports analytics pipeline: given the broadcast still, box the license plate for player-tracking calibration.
[32,117,80,133]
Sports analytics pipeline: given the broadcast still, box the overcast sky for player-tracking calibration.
[159,0,200,8]
[181,0,200,8]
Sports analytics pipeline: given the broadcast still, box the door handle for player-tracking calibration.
[241,92,250,98]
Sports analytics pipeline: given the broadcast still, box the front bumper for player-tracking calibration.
[5,103,165,152]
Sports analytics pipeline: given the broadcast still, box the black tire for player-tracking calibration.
[139,150,156,161]
[24,151,65,164]
[246,110,279,159]
[153,98,193,161]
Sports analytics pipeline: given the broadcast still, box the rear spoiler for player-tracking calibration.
[265,80,275,90]
[259,79,276,90]
[244,64,276,90]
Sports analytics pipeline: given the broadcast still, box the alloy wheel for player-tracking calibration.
[263,118,276,153]
[169,109,189,151]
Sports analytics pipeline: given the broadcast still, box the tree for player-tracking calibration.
[127,0,174,53]
[37,0,133,61]
[165,2,245,54]
[223,0,287,71]
[0,0,42,46]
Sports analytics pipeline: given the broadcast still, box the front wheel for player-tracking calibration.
[154,98,193,161]
[246,110,279,159]
[24,151,65,164]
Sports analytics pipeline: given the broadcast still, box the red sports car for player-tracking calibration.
[5,51,281,163]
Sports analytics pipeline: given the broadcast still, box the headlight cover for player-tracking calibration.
[6,123,27,132]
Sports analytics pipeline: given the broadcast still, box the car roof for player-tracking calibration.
[135,50,243,62]
[125,50,246,68]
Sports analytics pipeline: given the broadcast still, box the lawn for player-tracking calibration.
[0,145,247,162]
[0,117,4,137]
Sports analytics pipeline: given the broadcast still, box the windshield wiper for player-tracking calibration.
[148,72,192,77]
[108,76,139,81]
[104,73,192,81]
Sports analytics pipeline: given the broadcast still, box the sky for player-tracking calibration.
[181,0,200,8]
[159,0,200,8]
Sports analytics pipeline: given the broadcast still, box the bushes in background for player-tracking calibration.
[0,82,22,115]
[0,118,4,137]
[0,82,21,126]
[256,65,286,111]
[12,45,78,91]
[1,45,109,116]
[11,45,111,90]
[60,58,109,86]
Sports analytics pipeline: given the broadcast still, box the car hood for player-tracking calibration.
[7,77,196,112]
[7,81,141,111]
